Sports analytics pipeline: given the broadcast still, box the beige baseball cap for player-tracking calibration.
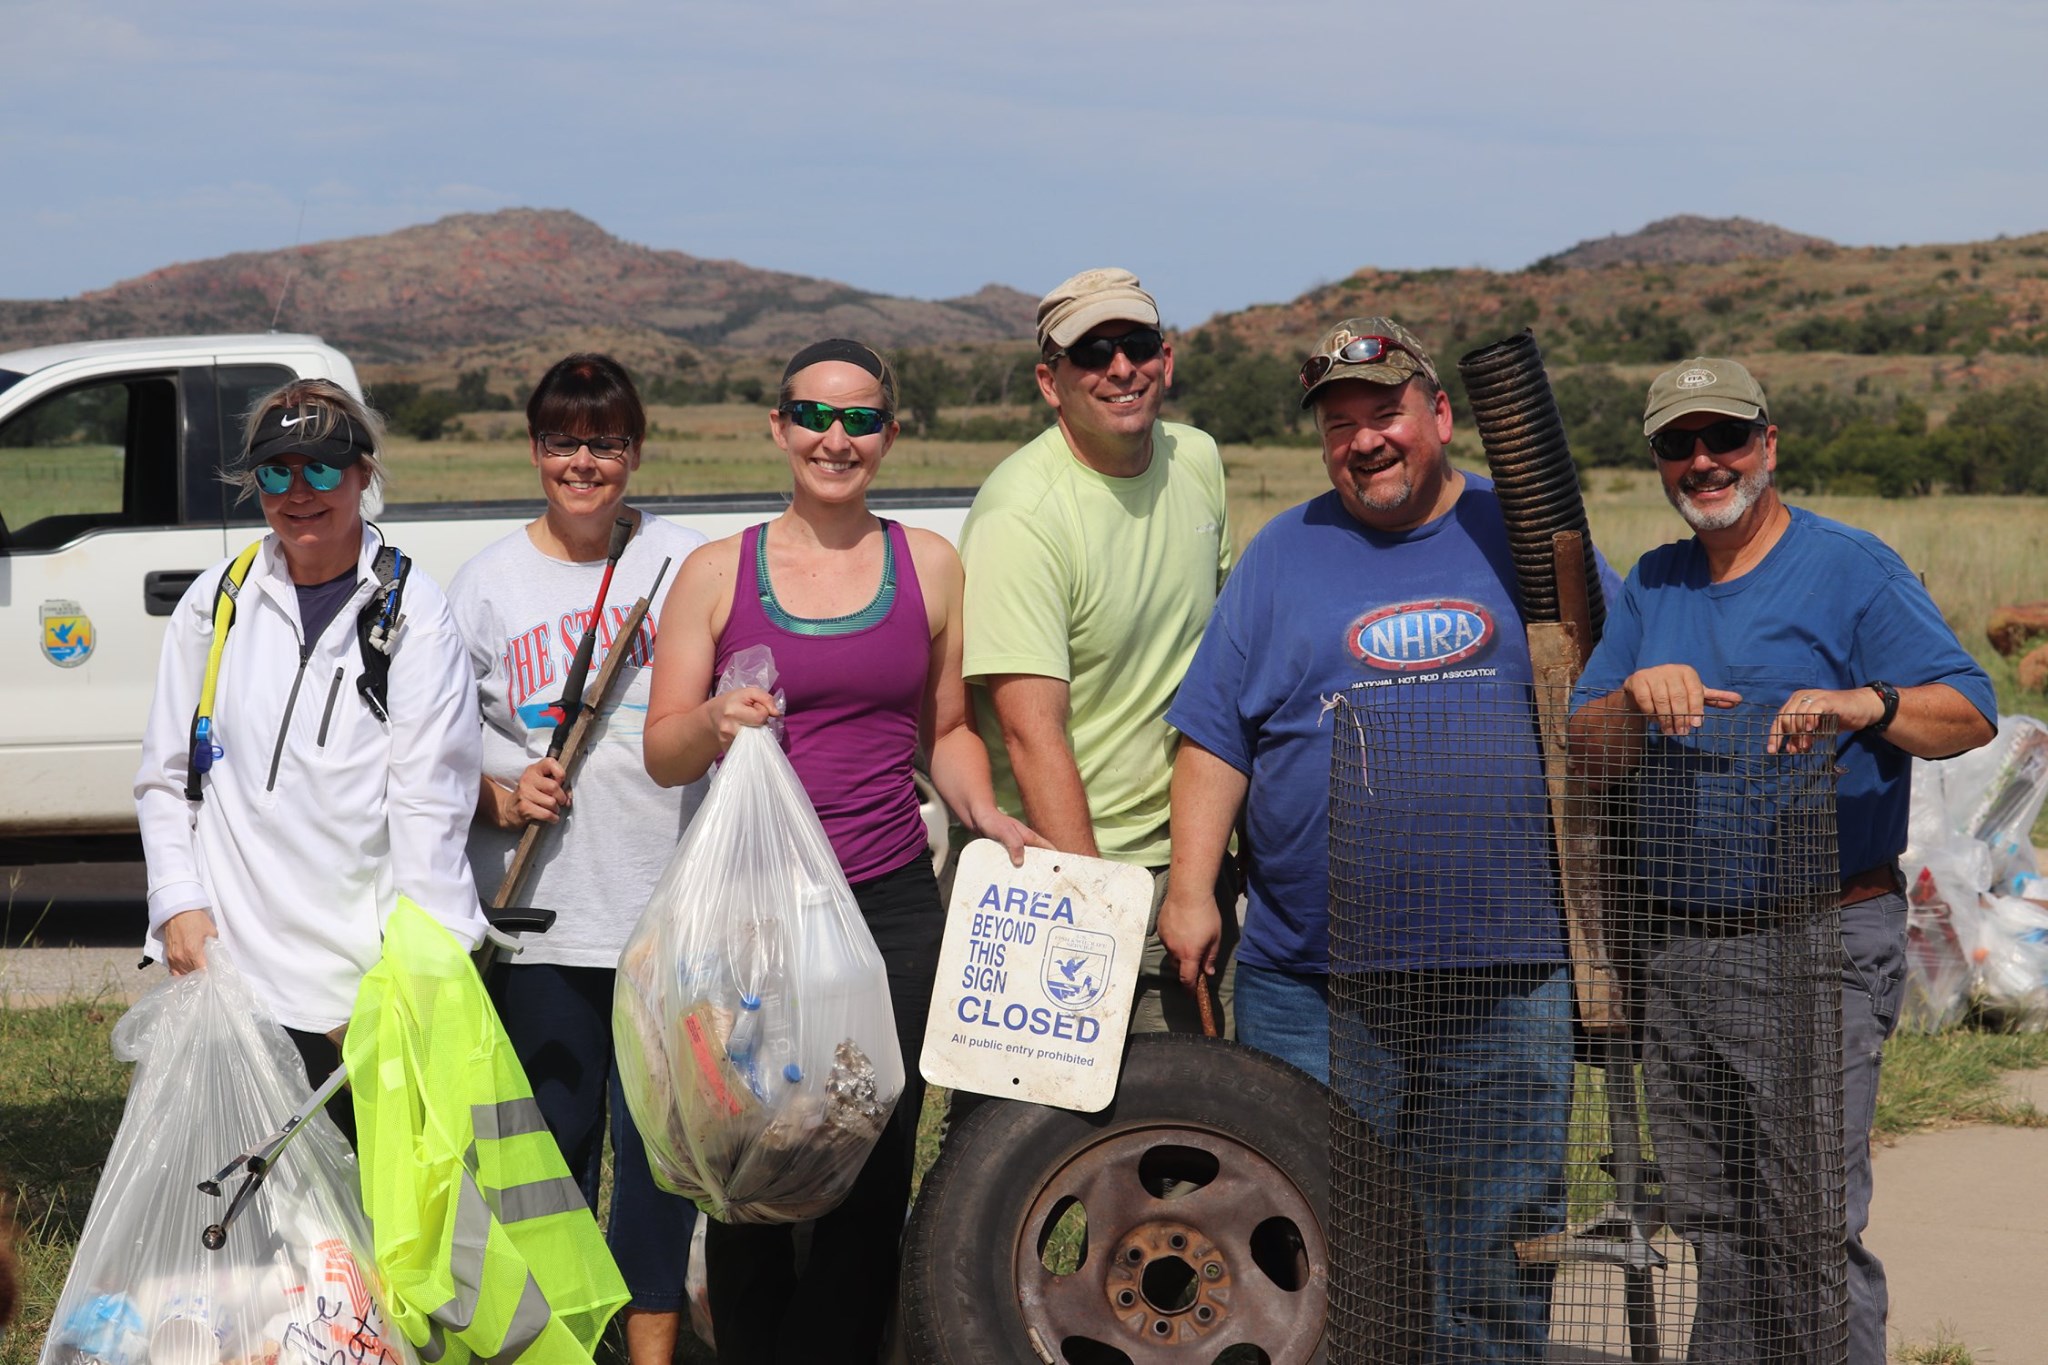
[1036,267,1161,354]
[1643,357,1770,435]
[1298,316,1441,409]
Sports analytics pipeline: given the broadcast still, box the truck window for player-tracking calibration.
[215,365,298,447]
[0,374,180,551]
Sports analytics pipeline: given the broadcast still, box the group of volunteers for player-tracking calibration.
[134,261,1993,1365]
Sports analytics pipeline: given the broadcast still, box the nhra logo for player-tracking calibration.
[1347,599,1495,672]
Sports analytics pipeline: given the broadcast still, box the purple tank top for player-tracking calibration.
[715,519,932,883]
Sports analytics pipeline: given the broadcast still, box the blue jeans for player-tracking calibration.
[1329,963,1574,1364]
[1234,960,1331,1081]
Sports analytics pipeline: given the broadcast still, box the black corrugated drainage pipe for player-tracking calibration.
[1456,329,1606,637]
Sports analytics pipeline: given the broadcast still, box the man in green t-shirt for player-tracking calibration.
[958,266,1236,1036]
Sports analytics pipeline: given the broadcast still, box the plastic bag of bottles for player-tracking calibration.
[41,942,412,1365]
[614,646,902,1224]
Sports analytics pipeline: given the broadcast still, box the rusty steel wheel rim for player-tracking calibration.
[1012,1124,1326,1364]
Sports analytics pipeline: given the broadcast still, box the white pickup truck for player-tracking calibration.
[0,333,973,841]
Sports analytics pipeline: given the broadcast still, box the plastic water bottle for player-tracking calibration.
[726,992,764,1097]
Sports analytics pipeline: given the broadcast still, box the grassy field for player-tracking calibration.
[388,404,2048,723]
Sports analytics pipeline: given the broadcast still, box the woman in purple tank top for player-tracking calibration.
[644,338,1039,1365]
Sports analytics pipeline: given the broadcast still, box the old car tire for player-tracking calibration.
[900,1033,1329,1365]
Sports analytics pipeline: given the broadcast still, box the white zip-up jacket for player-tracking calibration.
[136,523,487,1031]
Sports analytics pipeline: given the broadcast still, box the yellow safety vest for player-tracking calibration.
[344,901,628,1363]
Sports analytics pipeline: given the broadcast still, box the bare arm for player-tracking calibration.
[911,530,1044,865]
[1568,664,1742,781]
[1768,681,1994,758]
[982,672,1098,856]
[643,539,778,787]
[1157,740,1248,992]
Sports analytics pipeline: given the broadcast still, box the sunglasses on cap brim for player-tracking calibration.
[1649,417,1767,462]
[1299,335,1420,392]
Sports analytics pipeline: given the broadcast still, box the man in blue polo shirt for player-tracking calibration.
[1162,317,1618,1358]
[1568,357,1995,1365]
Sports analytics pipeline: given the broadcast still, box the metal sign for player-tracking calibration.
[920,840,1151,1112]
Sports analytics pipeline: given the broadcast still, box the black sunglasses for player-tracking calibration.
[1650,418,1767,463]
[1051,327,1166,370]
[1299,335,1420,391]
[779,400,893,438]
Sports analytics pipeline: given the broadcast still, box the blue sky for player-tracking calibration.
[5,0,2045,327]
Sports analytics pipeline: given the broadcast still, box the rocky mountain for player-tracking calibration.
[0,209,1037,364]
[1535,214,1837,270]
[1197,220,2048,383]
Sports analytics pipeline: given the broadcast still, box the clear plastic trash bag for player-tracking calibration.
[40,941,413,1365]
[1972,894,2048,1030]
[615,645,903,1224]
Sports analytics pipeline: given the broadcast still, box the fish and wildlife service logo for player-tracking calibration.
[1041,927,1116,1012]
[1677,367,1717,389]
[40,600,94,668]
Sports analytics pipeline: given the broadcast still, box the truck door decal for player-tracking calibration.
[39,600,94,668]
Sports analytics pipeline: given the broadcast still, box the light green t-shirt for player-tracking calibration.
[960,420,1232,866]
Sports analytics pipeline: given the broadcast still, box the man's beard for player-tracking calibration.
[1667,461,1772,532]
[1346,460,1414,513]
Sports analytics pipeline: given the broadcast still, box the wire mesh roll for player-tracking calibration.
[1457,330,1606,635]
[1327,681,1848,1363]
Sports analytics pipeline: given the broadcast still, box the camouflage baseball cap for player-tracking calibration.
[1298,316,1442,409]
[1643,357,1769,435]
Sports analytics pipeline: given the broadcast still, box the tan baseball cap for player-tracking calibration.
[1298,316,1442,409]
[1037,267,1161,354]
[1643,357,1769,435]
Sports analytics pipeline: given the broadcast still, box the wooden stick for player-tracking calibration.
[493,560,671,912]
[1531,531,1625,1033]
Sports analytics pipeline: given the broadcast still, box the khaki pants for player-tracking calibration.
[1131,861,1239,1039]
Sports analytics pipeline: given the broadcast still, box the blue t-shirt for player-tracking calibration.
[1570,506,1996,887]
[1169,478,1620,975]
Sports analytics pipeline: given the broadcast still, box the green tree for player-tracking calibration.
[892,349,952,436]
[1550,367,1641,467]
[1173,331,1301,445]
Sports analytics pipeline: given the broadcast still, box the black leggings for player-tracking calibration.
[284,1027,356,1149]
[705,854,942,1365]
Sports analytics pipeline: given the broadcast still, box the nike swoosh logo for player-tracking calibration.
[279,413,310,427]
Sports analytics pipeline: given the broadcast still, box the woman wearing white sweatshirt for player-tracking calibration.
[134,379,486,1140]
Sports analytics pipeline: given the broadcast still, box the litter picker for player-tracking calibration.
[197,1065,350,1249]
[481,524,675,969]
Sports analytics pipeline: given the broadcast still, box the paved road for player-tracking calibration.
[0,856,166,1005]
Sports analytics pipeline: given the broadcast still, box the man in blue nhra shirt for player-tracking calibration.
[1161,316,1619,1358]
[1569,357,1994,1365]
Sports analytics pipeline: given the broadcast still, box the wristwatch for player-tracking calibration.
[1865,680,1900,734]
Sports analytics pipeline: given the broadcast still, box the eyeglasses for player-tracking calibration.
[1050,327,1166,370]
[1299,335,1419,392]
[538,432,634,460]
[777,400,894,438]
[1649,418,1767,463]
[253,461,347,495]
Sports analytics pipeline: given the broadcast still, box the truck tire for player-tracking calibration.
[900,1033,1329,1365]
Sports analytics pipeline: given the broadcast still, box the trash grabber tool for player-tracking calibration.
[197,1063,350,1250]
[482,551,675,973]
[541,515,635,763]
